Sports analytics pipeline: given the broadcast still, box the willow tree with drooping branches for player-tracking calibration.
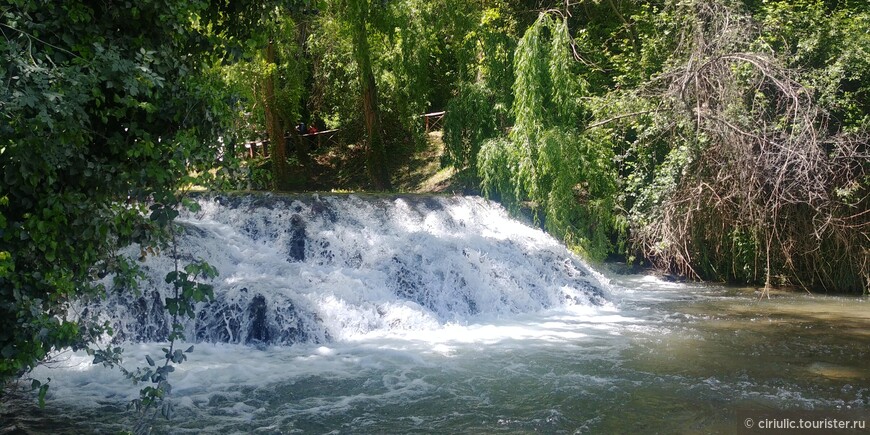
[478,12,619,260]
[441,2,519,187]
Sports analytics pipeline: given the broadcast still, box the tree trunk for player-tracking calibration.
[264,41,293,191]
[350,0,391,191]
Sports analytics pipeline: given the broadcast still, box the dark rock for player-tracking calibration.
[464,295,479,315]
[346,253,362,268]
[246,294,271,344]
[288,214,306,262]
[310,197,337,222]
[179,222,208,238]
[392,256,428,308]
[129,291,168,342]
[418,196,444,212]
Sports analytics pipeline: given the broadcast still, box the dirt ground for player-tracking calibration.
[308,131,467,194]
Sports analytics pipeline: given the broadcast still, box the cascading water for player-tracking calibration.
[5,194,868,434]
[83,193,608,347]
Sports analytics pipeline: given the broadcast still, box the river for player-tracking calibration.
[2,194,867,433]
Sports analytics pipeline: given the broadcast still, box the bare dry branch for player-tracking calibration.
[629,0,869,292]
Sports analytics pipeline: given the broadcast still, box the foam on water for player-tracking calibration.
[7,194,867,434]
[81,193,608,346]
[25,289,867,434]
[27,300,632,423]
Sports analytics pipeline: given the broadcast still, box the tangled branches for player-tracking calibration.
[632,0,869,292]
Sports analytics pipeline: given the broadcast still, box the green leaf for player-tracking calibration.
[38,383,49,408]
[165,298,179,316]
[181,197,201,212]
[165,271,179,284]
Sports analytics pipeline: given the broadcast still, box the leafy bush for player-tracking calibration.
[0,0,224,383]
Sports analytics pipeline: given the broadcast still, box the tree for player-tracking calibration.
[599,0,869,292]
[477,12,618,259]
[344,0,391,190]
[0,0,224,383]
[206,1,308,191]
[312,0,462,190]
[260,17,308,191]
[442,1,519,187]
[449,0,867,291]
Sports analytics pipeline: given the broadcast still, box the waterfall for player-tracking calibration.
[84,193,608,345]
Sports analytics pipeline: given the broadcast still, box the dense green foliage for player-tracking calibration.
[0,0,224,383]
[477,13,618,259]
[441,2,518,187]
[571,0,869,292]
[205,0,311,191]
[309,0,472,187]
[616,0,869,292]
[448,0,868,291]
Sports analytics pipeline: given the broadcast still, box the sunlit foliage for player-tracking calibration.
[478,13,618,260]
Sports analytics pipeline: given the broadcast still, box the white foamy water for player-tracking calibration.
[79,193,608,346]
[4,194,868,434]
